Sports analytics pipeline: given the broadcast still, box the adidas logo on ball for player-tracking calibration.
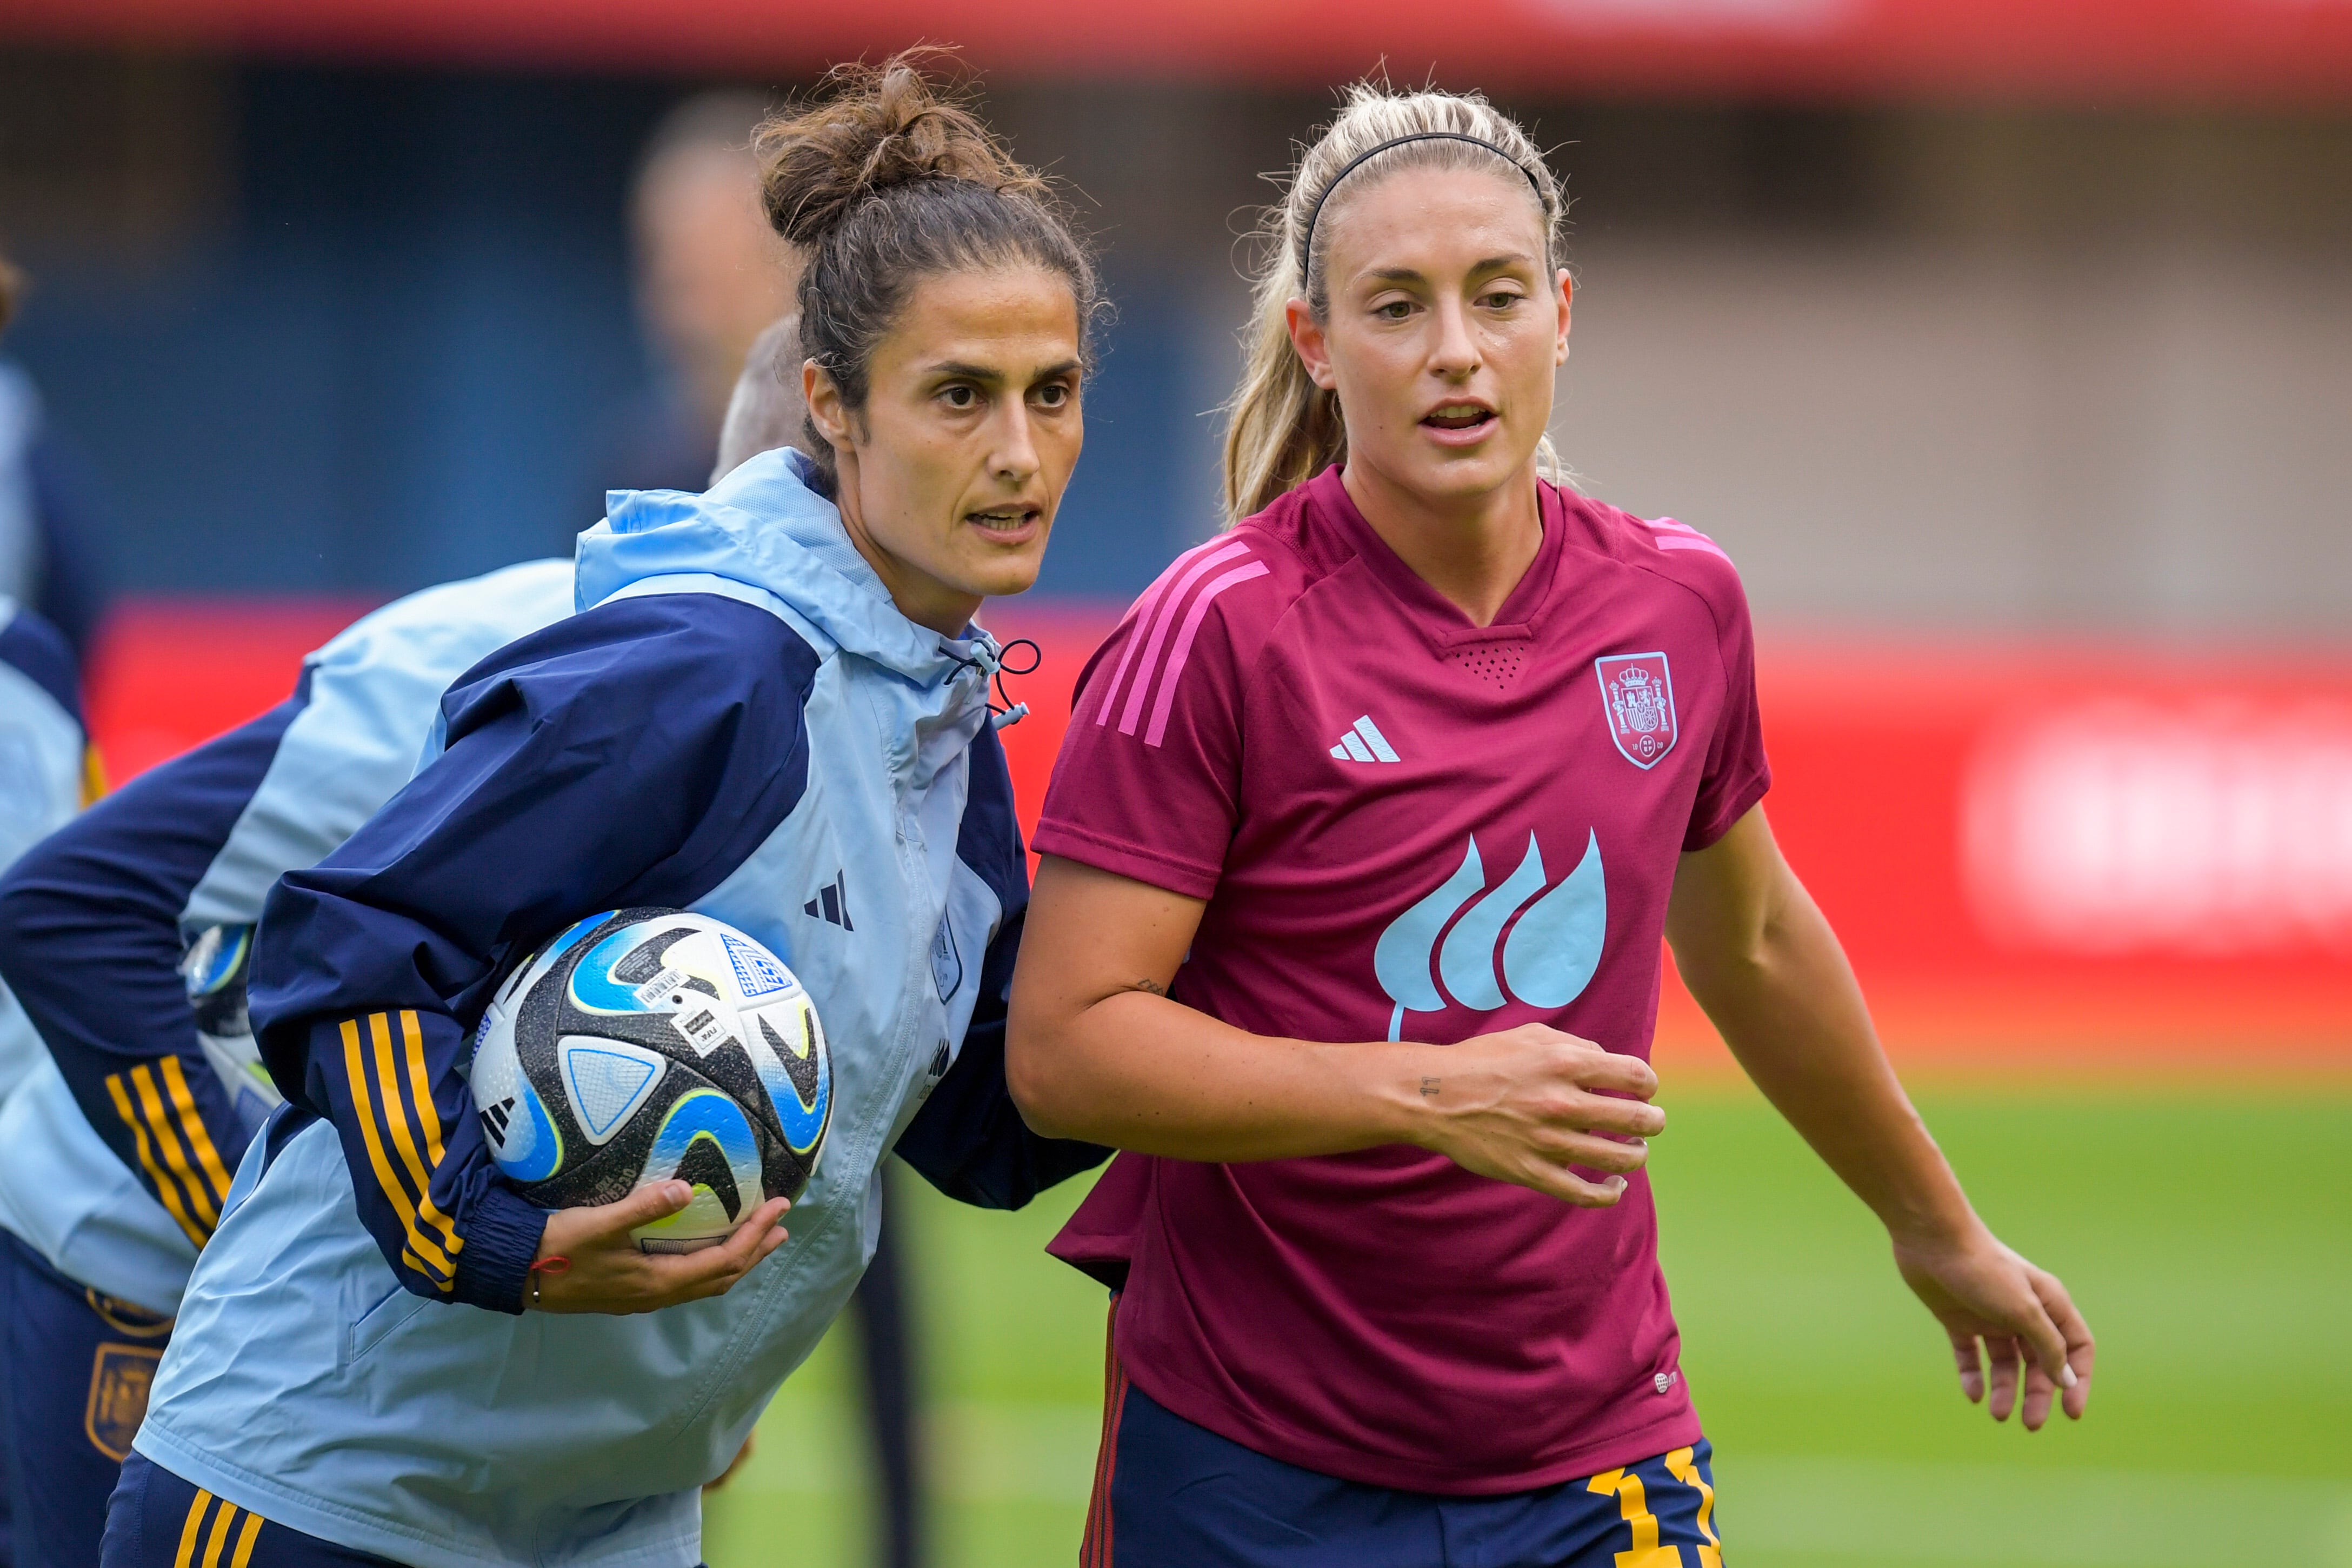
[465,909,831,1253]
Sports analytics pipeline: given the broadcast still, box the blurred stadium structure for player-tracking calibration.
[6,1,2341,1069]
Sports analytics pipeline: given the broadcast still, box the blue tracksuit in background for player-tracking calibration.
[0,561,576,1568]
[0,596,89,1568]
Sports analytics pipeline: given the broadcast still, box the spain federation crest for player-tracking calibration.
[1594,652,1678,770]
[84,1342,163,1462]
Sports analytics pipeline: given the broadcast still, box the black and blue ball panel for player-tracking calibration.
[466,908,832,1252]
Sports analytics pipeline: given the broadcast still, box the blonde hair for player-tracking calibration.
[1222,84,1567,523]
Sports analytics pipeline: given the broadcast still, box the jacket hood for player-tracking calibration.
[575,447,1001,688]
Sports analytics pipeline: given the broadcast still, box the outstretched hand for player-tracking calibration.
[529,1180,790,1316]
[1894,1227,2094,1430]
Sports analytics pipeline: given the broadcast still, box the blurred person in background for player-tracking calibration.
[0,252,112,660]
[582,90,797,521]
[0,249,104,1568]
[708,314,931,1568]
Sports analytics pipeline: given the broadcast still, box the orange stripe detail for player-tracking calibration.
[161,1055,236,1204]
[341,1016,455,1290]
[397,1011,464,1260]
[229,1507,265,1568]
[108,1075,205,1247]
[130,1064,219,1229]
[199,1501,238,1568]
[172,1490,212,1568]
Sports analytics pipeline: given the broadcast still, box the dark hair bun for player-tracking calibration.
[755,50,1101,492]
[756,52,1045,249]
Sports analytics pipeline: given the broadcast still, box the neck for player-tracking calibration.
[1340,458,1544,628]
[835,487,981,639]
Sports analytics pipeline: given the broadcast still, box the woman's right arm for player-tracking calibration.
[253,594,819,1313]
[1006,853,1664,1206]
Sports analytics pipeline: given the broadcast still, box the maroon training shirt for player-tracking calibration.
[1036,466,1771,1494]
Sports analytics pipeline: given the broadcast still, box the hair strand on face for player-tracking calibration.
[1222,83,1569,524]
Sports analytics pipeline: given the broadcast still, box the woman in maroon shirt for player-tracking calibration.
[1008,82,2093,1567]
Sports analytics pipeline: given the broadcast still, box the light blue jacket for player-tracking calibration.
[134,450,1094,1567]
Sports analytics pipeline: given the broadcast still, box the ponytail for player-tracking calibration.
[1222,245,1346,524]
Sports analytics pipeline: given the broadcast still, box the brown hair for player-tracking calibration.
[754,53,1103,489]
[0,252,21,335]
[1223,84,1566,522]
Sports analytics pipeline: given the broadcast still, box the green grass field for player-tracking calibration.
[703,1081,2352,1567]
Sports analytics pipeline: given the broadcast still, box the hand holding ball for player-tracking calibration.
[468,909,832,1259]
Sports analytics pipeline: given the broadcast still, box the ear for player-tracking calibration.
[802,359,855,455]
[1554,269,1574,368]
[1285,298,1340,393]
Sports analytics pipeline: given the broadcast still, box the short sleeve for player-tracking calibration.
[1684,562,1771,851]
[1031,546,1264,900]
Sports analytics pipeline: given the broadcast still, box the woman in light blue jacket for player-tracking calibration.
[103,57,1105,1568]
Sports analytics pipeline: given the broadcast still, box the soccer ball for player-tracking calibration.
[467,908,831,1253]
[181,923,286,1134]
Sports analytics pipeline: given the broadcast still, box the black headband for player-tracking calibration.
[1298,131,1548,277]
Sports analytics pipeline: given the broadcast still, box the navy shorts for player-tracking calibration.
[1083,1312,1725,1568]
[103,1454,719,1568]
[0,1229,175,1568]
[101,1455,398,1568]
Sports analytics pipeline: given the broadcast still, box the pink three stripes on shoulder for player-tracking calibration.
[1639,516,1732,563]
[1091,538,1271,748]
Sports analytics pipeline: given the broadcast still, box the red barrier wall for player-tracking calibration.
[89,596,2352,1074]
[85,597,382,784]
[13,0,2352,104]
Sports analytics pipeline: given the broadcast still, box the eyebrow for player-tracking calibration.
[1362,253,1539,284]
[927,357,1084,383]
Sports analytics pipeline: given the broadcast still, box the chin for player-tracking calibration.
[959,553,1047,603]
[1406,452,1522,505]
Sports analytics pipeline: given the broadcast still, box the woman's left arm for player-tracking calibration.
[1663,804,2095,1430]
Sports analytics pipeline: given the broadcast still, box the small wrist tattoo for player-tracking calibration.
[1128,978,1169,998]
[1420,1076,1441,1098]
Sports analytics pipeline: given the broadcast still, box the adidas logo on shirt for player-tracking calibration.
[1329,716,1401,764]
[803,871,853,930]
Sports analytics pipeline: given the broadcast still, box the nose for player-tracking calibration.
[1428,296,1480,382]
[990,401,1042,487]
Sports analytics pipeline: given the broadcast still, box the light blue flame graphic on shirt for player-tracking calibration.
[1372,840,1488,1022]
[1374,830,1605,1039]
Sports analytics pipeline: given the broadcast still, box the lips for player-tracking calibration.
[1421,402,1497,433]
[1418,400,1500,448]
[964,506,1042,541]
